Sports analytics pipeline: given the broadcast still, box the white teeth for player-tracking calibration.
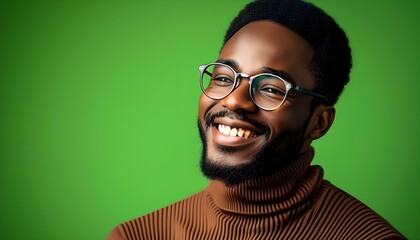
[217,124,255,139]
[237,128,244,137]
[223,126,231,135]
[218,124,224,132]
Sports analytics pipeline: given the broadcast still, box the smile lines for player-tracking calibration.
[217,124,256,139]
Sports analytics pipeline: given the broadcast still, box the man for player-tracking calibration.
[108,0,406,239]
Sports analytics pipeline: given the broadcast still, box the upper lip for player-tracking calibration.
[213,117,262,135]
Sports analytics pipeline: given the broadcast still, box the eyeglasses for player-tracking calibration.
[199,62,330,111]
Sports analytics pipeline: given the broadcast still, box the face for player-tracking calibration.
[198,21,317,185]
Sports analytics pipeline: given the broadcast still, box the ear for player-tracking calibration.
[306,105,335,140]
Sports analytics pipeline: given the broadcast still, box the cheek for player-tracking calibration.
[265,114,290,138]
[265,106,309,137]
[198,94,216,123]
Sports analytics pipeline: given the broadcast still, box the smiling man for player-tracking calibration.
[108,0,406,239]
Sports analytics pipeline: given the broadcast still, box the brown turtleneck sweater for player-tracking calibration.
[107,148,406,239]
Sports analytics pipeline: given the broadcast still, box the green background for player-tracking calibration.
[1,0,418,239]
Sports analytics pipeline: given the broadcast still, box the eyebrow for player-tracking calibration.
[260,67,296,84]
[216,58,296,85]
[216,59,239,69]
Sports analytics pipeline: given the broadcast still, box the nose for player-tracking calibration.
[220,78,257,113]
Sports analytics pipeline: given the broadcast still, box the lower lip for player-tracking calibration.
[211,125,261,147]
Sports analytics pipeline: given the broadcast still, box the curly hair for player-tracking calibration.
[223,0,352,106]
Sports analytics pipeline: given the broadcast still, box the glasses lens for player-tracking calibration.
[201,64,235,99]
[251,75,287,110]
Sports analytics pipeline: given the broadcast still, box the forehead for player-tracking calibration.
[219,20,315,88]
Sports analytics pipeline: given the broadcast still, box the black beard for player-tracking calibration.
[198,111,311,186]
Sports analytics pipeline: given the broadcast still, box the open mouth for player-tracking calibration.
[215,123,258,139]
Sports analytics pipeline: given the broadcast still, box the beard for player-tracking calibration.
[198,110,311,186]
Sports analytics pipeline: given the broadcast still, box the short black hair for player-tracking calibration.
[223,0,352,106]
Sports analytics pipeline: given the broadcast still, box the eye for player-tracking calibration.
[211,76,234,86]
[260,86,286,96]
[213,76,233,82]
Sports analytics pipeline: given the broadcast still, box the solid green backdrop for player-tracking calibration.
[0,0,418,239]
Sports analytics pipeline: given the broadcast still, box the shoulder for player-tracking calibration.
[106,190,207,240]
[310,181,406,240]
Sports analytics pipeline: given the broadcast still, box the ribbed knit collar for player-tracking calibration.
[206,147,324,215]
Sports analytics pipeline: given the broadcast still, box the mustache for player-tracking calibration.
[205,110,270,135]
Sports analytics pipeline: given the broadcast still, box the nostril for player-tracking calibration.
[220,83,257,113]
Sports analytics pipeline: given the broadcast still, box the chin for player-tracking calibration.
[198,120,305,186]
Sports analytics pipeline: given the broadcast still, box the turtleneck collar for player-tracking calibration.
[205,147,324,215]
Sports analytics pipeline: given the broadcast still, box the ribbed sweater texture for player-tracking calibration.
[107,148,406,239]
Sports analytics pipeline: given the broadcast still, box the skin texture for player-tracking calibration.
[199,21,335,185]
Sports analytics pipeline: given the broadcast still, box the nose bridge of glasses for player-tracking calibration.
[237,73,251,79]
[235,73,252,88]
[222,72,257,112]
[227,72,252,99]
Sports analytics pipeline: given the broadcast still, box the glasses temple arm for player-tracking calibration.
[294,86,330,105]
